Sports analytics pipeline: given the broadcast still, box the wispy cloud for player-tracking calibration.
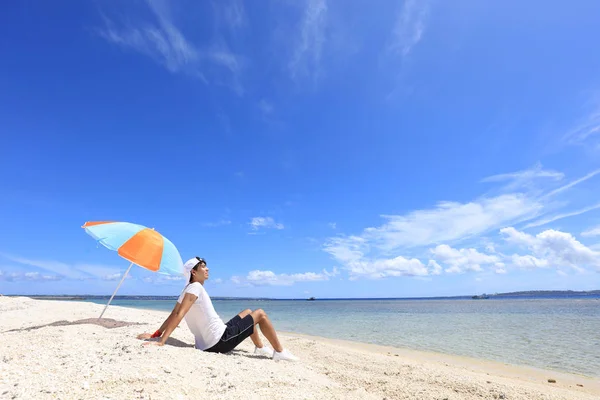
[0,270,62,282]
[203,219,232,228]
[214,0,247,32]
[345,257,432,280]
[563,106,600,146]
[98,0,242,92]
[323,236,438,279]
[258,99,274,115]
[540,169,600,199]
[232,267,338,286]
[0,254,88,280]
[289,0,328,81]
[0,254,135,281]
[481,163,564,192]
[582,226,600,237]
[250,217,284,231]
[328,222,337,229]
[74,263,133,281]
[216,112,234,137]
[523,203,600,229]
[354,194,542,251]
[142,274,184,284]
[323,166,600,280]
[387,0,429,58]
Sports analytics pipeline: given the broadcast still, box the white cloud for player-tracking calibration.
[323,194,540,279]
[345,256,430,280]
[0,254,88,280]
[328,222,337,229]
[0,271,62,282]
[541,169,600,199]
[250,217,284,230]
[481,163,564,191]
[237,267,338,286]
[494,263,507,274]
[103,273,123,281]
[430,244,499,274]
[322,166,600,280]
[500,227,600,271]
[428,260,442,275]
[140,274,184,284]
[24,272,61,281]
[323,235,365,264]
[523,203,600,229]
[563,106,600,146]
[0,254,163,282]
[212,278,223,284]
[163,275,184,281]
[387,0,429,57]
[74,263,131,280]
[218,0,246,32]
[510,255,549,269]
[100,1,201,75]
[360,194,541,251]
[582,226,600,237]
[99,0,242,91]
[289,0,328,81]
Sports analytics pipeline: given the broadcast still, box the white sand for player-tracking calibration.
[1,296,598,400]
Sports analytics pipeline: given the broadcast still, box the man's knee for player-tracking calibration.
[251,308,266,322]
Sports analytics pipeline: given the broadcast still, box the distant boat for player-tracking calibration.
[307,297,316,301]
[472,294,490,299]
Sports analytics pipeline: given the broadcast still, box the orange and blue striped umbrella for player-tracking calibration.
[82,221,184,318]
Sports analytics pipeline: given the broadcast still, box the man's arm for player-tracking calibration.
[158,302,182,333]
[144,293,197,346]
[137,301,182,340]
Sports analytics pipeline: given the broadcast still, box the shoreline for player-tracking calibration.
[281,331,600,389]
[74,296,599,379]
[2,296,598,399]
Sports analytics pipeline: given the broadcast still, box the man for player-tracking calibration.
[139,257,298,361]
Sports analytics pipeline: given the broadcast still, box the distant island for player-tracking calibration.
[8,290,600,301]
[494,290,600,297]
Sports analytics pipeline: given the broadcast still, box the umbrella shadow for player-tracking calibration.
[3,318,144,333]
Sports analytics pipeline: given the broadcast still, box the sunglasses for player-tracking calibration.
[194,257,206,269]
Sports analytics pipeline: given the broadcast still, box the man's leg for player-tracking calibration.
[237,309,265,348]
[250,309,283,353]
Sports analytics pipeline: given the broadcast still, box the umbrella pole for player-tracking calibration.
[98,262,134,320]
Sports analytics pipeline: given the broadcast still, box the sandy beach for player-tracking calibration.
[1,296,598,400]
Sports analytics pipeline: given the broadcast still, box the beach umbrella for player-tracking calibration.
[82,221,184,319]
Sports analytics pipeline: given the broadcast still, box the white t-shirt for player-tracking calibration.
[177,282,226,350]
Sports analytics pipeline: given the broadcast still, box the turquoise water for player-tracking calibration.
[84,297,600,377]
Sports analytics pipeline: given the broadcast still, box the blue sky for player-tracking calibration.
[2,0,600,298]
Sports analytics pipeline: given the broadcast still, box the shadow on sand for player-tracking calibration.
[4,318,144,333]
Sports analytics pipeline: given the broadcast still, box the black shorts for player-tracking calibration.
[204,314,255,354]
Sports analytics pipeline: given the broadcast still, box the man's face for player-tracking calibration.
[197,263,209,281]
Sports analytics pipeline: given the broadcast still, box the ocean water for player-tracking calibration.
[83,296,600,377]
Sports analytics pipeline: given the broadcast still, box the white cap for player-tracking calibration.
[183,257,205,282]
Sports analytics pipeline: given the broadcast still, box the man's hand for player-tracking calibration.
[143,341,164,347]
[137,332,152,340]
